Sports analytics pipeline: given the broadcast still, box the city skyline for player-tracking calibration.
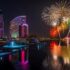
[0,0,54,37]
[0,0,69,37]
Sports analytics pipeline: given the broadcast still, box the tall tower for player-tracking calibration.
[10,15,29,39]
[0,10,4,38]
[19,23,29,38]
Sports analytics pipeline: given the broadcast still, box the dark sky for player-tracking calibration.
[0,0,62,37]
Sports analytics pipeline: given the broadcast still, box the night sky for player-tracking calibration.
[0,0,68,37]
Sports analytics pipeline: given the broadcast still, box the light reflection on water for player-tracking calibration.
[41,40,70,70]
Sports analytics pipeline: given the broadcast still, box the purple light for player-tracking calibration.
[20,23,29,38]
[21,50,25,63]
[10,15,29,38]
[9,54,12,61]
[21,60,29,70]
[0,13,4,38]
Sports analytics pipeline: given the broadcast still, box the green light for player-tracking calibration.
[12,32,18,38]
[68,18,70,27]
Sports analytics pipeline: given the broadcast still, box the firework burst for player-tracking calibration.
[41,0,70,26]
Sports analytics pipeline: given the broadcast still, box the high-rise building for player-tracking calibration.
[19,15,29,38]
[9,15,29,39]
[10,16,27,39]
[19,23,29,38]
[0,10,4,38]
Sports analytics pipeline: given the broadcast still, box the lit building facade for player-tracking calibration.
[10,15,29,39]
[0,10,4,38]
[19,23,29,38]
[10,21,19,38]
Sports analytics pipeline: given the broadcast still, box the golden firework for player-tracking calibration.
[41,0,70,25]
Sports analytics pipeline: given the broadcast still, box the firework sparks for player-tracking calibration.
[41,0,70,26]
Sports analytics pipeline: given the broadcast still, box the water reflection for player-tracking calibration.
[29,37,70,70]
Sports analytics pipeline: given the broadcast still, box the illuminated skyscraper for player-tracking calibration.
[0,10,4,38]
[10,15,29,39]
[19,23,29,38]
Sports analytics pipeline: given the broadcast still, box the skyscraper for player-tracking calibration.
[10,15,29,39]
[19,23,29,38]
[10,16,25,39]
[18,15,29,38]
[0,10,4,38]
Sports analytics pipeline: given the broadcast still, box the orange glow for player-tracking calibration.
[62,37,70,44]
[60,23,68,30]
[57,45,61,56]
[50,41,58,52]
[57,26,62,33]
[50,41,61,56]
[50,27,59,37]
[56,23,68,34]
[50,41,58,47]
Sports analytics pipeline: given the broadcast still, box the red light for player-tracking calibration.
[21,50,25,63]
[50,41,58,48]
[9,54,12,61]
[50,41,61,56]
[50,27,58,37]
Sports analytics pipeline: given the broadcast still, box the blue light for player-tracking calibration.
[11,41,14,46]
[10,41,18,47]
[0,52,10,57]
[8,41,20,48]
[37,44,40,50]
[0,57,2,60]
[12,49,18,52]
[3,41,26,49]
[37,42,46,50]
